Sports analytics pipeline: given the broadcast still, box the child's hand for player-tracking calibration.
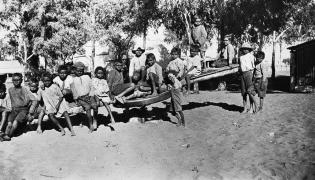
[27,114,34,122]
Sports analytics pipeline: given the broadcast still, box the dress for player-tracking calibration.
[191,25,207,52]
[91,78,111,103]
[39,84,69,117]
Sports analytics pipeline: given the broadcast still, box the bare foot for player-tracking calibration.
[37,128,43,134]
[115,96,125,104]
[241,108,249,113]
[60,129,66,136]
[88,127,95,133]
[93,120,98,129]
[70,131,76,136]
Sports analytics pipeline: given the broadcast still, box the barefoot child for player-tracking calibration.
[53,65,74,103]
[186,45,202,94]
[39,73,76,136]
[142,53,164,96]
[27,78,46,134]
[108,60,136,104]
[239,43,257,113]
[0,84,11,141]
[254,51,268,112]
[166,47,186,82]
[3,73,37,141]
[166,73,185,127]
[91,67,115,124]
[70,62,97,132]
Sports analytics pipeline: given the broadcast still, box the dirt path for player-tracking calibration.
[1,91,314,180]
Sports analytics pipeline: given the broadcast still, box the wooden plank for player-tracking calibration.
[191,64,239,83]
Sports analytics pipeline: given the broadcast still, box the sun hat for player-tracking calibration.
[132,47,145,54]
[73,62,85,68]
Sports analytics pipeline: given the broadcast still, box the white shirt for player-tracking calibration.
[53,76,74,90]
[187,55,202,76]
[129,55,146,77]
[239,52,255,72]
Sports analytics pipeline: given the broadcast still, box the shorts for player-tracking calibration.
[170,88,183,112]
[8,107,28,123]
[240,70,255,96]
[254,78,268,98]
[112,83,134,96]
[77,95,98,111]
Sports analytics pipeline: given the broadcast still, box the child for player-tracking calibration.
[3,73,37,140]
[254,51,268,112]
[70,62,97,133]
[39,73,76,136]
[53,65,74,102]
[129,47,146,83]
[186,45,202,94]
[143,53,164,96]
[166,73,185,127]
[107,60,136,104]
[0,84,11,141]
[91,67,115,124]
[27,78,46,134]
[239,43,257,113]
[166,47,186,82]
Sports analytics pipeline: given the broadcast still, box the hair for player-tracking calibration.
[0,83,6,92]
[146,53,156,65]
[12,73,23,79]
[29,77,39,84]
[255,51,265,59]
[58,65,68,73]
[42,72,52,80]
[94,66,105,74]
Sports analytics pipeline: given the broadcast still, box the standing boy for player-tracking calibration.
[0,84,11,141]
[254,51,268,112]
[70,62,97,133]
[239,43,257,113]
[3,73,36,140]
[186,45,202,94]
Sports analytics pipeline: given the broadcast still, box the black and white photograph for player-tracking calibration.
[0,0,314,179]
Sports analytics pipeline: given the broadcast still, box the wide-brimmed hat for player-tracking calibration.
[170,47,181,55]
[73,62,85,68]
[132,47,145,54]
[240,42,253,50]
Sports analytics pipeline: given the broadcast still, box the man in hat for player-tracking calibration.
[239,42,257,113]
[129,47,146,83]
[191,16,207,61]
[212,36,235,68]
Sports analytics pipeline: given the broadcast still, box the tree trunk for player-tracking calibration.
[143,29,147,49]
[271,31,276,79]
[91,39,95,72]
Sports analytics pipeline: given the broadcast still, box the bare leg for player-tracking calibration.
[175,111,185,127]
[48,114,65,136]
[185,76,191,94]
[63,111,76,136]
[148,73,157,95]
[86,109,94,133]
[36,110,45,134]
[241,94,249,113]
[259,98,264,111]
[9,120,19,137]
[117,83,136,97]
[0,111,8,132]
[104,103,115,124]
[193,82,199,94]
[248,93,257,113]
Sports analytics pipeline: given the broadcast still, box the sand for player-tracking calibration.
[0,90,315,180]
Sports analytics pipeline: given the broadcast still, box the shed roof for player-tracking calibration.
[0,60,24,75]
[288,39,315,51]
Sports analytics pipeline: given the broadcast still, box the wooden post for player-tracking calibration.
[271,31,276,79]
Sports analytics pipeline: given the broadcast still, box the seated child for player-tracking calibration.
[39,73,76,136]
[53,65,74,102]
[0,84,11,141]
[254,51,268,112]
[91,67,115,124]
[107,60,137,104]
[70,62,97,132]
[3,73,37,141]
[27,78,46,134]
[185,45,202,94]
[166,73,185,127]
[141,53,164,96]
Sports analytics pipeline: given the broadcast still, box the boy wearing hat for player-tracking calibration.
[129,47,146,83]
[239,43,257,113]
[254,51,268,112]
[71,62,98,133]
[185,45,202,94]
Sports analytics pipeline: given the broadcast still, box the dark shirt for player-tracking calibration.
[107,69,124,92]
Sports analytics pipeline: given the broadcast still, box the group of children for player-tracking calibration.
[239,43,268,114]
[0,45,204,141]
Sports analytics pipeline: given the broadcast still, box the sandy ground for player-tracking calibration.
[0,89,315,180]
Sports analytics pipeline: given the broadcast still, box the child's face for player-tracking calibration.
[114,62,123,72]
[43,77,53,88]
[255,57,263,64]
[29,82,39,93]
[190,51,198,57]
[0,90,6,99]
[75,67,84,77]
[147,56,155,67]
[95,69,105,79]
[12,76,22,88]
[171,53,179,60]
[59,69,68,80]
